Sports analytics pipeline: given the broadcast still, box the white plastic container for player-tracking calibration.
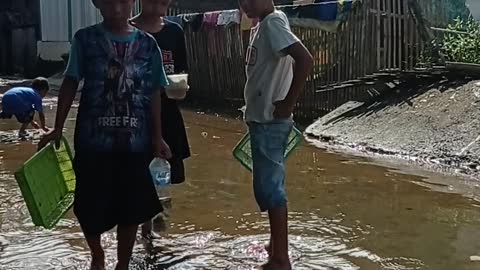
[166,74,189,100]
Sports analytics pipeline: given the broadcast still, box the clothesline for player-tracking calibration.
[171,0,359,18]
[166,0,359,32]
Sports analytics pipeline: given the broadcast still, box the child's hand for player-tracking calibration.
[273,99,295,119]
[153,138,172,160]
[38,129,62,151]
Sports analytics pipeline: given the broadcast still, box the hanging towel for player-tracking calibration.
[181,13,204,32]
[203,11,220,28]
[280,0,357,32]
[217,10,241,26]
[165,16,183,27]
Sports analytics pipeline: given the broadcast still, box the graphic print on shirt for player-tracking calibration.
[71,26,161,153]
[98,41,141,151]
[162,50,175,74]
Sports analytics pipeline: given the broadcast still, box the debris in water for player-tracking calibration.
[202,132,208,138]
[194,232,215,248]
[245,241,269,260]
[474,89,480,99]
[0,130,43,144]
[470,255,480,262]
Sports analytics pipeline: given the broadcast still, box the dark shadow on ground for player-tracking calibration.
[323,74,470,127]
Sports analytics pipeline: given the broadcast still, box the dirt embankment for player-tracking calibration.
[307,78,480,178]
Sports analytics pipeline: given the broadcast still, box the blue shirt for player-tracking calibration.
[2,87,43,114]
[64,23,169,153]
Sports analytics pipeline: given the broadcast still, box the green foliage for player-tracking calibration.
[442,17,480,63]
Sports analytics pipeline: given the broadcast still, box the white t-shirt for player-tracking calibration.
[244,10,300,123]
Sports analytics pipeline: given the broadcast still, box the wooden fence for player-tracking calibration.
[185,22,246,104]
[184,0,453,121]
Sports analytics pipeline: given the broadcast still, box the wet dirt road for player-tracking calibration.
[1,107,480,269]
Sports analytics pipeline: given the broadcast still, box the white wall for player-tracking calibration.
[39,0,141,60]
[40,0,70,42]
[37,41,70,61]
[40,0,141,42]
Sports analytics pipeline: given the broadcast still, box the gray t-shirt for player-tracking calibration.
[244,10,300,123]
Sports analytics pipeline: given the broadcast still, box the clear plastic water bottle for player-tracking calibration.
[149,158,171,201]
[148,158,172,232]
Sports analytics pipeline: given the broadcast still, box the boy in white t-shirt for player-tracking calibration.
[239,0,313,269]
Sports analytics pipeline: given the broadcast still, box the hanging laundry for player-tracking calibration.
[280,0,357,32]
[165,16,183,27]
[314,0,339,21]
[217,10,241,27]
[282,1,337,21]
[201,12,221,58]
[181,13,204,32]
[203,11,221,28]
[339,0,353,12]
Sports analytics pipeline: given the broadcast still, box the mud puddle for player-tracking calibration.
[1,108,480,269]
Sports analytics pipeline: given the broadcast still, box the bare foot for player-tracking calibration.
[141,227,161,242]
[257,259,292,270]
[142,231,162,242]
[31,121,40,129]
[18,130,27,138]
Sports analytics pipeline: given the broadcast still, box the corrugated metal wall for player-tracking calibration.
[71,0,102,40]
[40,0,141,42]
[40,0,69,41]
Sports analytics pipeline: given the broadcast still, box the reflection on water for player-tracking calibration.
[1,109,480,269]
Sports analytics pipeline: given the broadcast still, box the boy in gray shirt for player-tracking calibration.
[239,0,313,269]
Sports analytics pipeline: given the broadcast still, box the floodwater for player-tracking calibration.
[1,106,480,270]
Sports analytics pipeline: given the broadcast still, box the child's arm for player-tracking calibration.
[32,95,48,131]
[38,78,78,149]
[151,89,172,159]
[151,43,172,159]
[273,42,313,119]
[37,111,48,131]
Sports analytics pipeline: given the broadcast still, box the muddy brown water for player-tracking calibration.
[1,107,480,270]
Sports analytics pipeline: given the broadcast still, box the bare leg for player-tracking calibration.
[141,220,153,240]
[18,123,28,137]
[84,234,105,270]
[259,207,291,270]
[115,224,138,270]
[265,239,273,259]
[30,120,40,129]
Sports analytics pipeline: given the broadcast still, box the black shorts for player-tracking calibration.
[15,110,35,123]
[169,158,185,184]
[0,110,34,124]
[73,152,162,235]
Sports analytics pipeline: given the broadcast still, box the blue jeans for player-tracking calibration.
[248,120,293,212]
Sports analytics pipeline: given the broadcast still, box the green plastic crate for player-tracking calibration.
[233,126,303,171]
[14,137,76,229]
